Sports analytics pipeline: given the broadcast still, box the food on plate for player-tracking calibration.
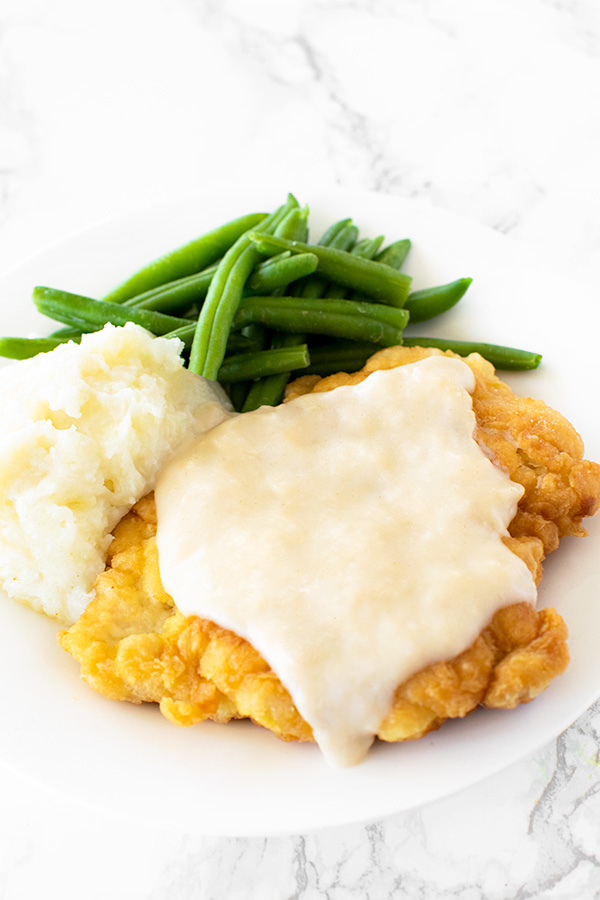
[102,211,268,304]
[1,195,598,765]
[0,323,230,622]
[0,194,541,407]
[59,346,600,764]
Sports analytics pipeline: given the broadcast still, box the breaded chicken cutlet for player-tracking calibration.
[59,347,600,747]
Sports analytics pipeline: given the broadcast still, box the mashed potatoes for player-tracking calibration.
[0,323,230,623]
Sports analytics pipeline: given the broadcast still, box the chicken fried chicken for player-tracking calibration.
[59,348,600,747]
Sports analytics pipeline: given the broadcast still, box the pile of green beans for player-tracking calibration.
[0,194,542,406]
[241,215,365,411]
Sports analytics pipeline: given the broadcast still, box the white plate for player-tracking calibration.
[1,188,599,837]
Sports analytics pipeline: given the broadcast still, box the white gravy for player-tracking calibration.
[155,357,536,766]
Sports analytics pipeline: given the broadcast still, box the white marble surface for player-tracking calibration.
[2,0,600,896]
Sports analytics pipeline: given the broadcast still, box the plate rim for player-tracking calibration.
[1,186,599,836]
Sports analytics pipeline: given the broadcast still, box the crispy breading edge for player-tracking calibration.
[59,347,600,745]
[58,500,570,745]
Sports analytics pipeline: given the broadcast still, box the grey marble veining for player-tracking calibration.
[1,0,600,897]
[0,706,599,896]
[128,705,600,899]
[173,0,600,237]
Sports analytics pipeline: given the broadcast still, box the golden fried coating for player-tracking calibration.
[59,497,310,741]
[59,348,600,748]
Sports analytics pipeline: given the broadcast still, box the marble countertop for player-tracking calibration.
[2,0,600,897]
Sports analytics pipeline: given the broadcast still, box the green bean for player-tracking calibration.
[405,278,472,324]
[240,295,408,327]
[189,194,298,379]
[33,286,188,335]
[294,208,310,243]
[239,323,270,351]
[150,321,261,354]
[256,221,355,403]
[325,235,384,299]
[246,215,345,402]
[247,253,318,294]
[298,340,380,375]
[248,234,412,307]
[135,250,307,317]
[200,246,271,379]
[124,266,217,313]
[160,322,197,347]
[355,236,385,257]
[346,238,372,258]
[228,380,251,412]
[0,336,69,359]
[317,218,352,246]
[292,221,357,299]
[351,238,411,303]
[275,206,309,241]
[254,253,293,298]
[224,333,261,355]
[49,325,86,338]
[232,296,409,346]
[102,212,268,304]
[247,252,291,285]
[218,344,310,383]
[295,223,358,299]
[35,304,97,334]
[376,239,411,269]
[242,332,302,411]
[401,337,542,370]
[329,223,359,251]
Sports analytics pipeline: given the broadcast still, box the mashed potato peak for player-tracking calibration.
[0,323,230,623]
